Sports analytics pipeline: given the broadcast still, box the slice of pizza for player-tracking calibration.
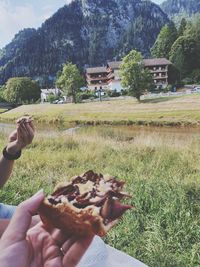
[39,170,132,237]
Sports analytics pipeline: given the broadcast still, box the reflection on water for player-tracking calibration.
[0,122,199,144]
[0,122,74,137]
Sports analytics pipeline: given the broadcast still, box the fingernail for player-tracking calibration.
[32,189,44,198]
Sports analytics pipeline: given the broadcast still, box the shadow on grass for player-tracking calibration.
[141,96,178,104]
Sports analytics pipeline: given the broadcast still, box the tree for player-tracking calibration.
[178,18,187,37]
[4,77,40,104]
[168,15,200,80]
[169,35,199,79]
[151,22,178,59]
[120,50,153,101]
[56,62,84,103]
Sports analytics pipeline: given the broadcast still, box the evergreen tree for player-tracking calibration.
[178,18,187,36]
[169,15,200,80]
[151,22,177,59]
[169,35,199,79]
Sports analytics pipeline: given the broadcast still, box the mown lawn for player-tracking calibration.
[0,108,7,113]
[0,126,200,267]
[0,95,200,126]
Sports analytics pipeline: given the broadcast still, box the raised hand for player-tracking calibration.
[7,116,35,155]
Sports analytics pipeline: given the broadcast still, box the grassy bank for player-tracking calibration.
[0,95,200,127]
[0,126,199,267]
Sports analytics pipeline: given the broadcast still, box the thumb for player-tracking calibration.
[1,190,44,247]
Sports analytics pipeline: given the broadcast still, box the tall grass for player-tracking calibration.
[0,126,200,266]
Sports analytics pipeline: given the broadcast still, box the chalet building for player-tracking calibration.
[143,58,172,89]
[86,66,109,91]
[86,58,172,92]
[107,61,123,92]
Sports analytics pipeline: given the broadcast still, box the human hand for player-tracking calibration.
[6,116,35,155]
[0,191,93,267]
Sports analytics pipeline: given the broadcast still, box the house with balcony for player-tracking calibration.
[143,58,172,89]
[86,58,172,92]
[86,66,109,91]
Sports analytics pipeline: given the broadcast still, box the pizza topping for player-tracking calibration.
[47,170,132,224]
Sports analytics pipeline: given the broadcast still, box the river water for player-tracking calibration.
[0,122,199,139]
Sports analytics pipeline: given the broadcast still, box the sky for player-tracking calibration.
[0,0,164,49]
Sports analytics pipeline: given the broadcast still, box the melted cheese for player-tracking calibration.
[98,180,112,194]
[78,180,95,195]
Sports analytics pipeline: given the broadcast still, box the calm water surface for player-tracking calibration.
[0,122,199,140]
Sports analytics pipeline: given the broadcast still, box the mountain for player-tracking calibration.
[0,0,169,85]
[161,0,200,17]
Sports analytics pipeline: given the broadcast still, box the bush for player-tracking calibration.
[121,89,128,96]
[107,90,121,97]
[188,69,200,83]
[47,93,59,103]
[76,91,96,102]
[0,86,6,102]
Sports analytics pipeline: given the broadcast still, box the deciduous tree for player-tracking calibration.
[120,50,153,101]
[56,62,84,103]
[4,77,40,104]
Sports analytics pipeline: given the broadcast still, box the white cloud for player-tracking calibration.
[0,0,72,48]
[0,2,42,48]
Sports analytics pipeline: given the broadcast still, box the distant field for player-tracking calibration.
[0,95,200,126]
[0,126,199,267]
[0,108,7,114]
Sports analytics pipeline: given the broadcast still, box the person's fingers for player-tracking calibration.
[45,227,72,247]
[24,123,35,143]
[61,237,76,254]
[8,129,17,142]
[62,235,94,267]
[17,123,26,139]
[17,124,29,146]
[1,190,44,247]
[17,121,34,146]
[20,121,29,136]
[28,120,35,133]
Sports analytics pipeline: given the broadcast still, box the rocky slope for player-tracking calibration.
[0,0,169,85]
[161,0,200,17]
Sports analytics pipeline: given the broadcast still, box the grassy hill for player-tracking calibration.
[0,95,200,126]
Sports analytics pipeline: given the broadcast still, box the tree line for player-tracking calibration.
[151,15,200,84]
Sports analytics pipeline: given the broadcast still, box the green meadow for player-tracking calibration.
[0,95,200,126]
[0,124,200,267]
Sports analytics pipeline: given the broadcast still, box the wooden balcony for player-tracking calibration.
[149,69,167,73]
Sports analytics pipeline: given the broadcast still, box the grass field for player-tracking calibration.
[0,95,200,126]
[0,108,7,114]
[0,126,199,267]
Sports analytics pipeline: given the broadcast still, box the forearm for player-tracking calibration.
[0,143,22,188]
[0,219,9,238]
[0,156,14,188]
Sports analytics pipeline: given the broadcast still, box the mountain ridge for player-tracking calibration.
[0,0,169,85]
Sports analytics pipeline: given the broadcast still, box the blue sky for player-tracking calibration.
[0,0,164,49]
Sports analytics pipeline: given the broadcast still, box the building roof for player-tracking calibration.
[143,58,172,67]
[107,61,122,69]
[86,66,107,74]
[41,88,60,93]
